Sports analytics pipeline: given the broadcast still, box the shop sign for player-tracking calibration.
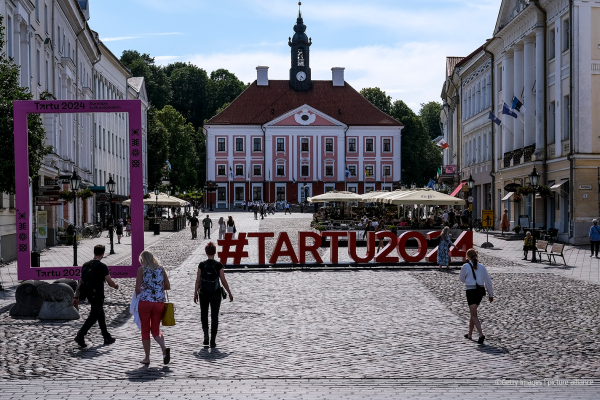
[579,185,592,190]
[37,211,48,238]
[444,165,456,174]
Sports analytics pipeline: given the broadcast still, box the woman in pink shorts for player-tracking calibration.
[135,251,171,364]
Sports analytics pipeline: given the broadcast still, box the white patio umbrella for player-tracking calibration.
[308,191,363,203]
[122,192,189,207]
[382,188,467,206]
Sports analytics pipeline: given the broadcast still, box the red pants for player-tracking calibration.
[139,300,164,340]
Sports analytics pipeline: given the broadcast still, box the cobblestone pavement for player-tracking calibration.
[1,212,599,398]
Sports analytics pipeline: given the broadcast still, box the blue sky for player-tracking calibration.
[91,0,502,111]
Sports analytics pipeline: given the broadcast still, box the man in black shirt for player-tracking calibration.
[202,215,213,239]
[73,245,119,348]
[448,209,456,227]
[189,215,199,239]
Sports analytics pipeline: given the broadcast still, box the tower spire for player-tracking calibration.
[298,2,302,17]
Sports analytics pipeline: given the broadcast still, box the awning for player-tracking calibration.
[450,182,466,197]
[502,192,514,201]
[550,180,569,190]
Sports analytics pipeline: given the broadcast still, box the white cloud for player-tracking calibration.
[157,41,471,112]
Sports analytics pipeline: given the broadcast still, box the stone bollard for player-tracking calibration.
[37,283,80,320]
[10,280,49,317]
[53,278,78,293]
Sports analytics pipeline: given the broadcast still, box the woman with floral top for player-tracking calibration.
[135,251,171,365]
[437,226,453,270]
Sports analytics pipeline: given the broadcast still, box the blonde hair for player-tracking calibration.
[441,226,450,238]
[139,251,160,270]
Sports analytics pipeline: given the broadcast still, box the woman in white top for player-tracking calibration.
[218,217,227,240]
[226,216,236,238]
[459,248,494,345]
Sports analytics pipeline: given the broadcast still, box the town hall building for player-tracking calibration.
[205,9,403,208]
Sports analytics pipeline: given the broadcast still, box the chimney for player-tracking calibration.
[256,66,269,86]
[332,67,345,86]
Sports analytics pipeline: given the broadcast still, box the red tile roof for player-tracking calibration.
[207,80,403,127]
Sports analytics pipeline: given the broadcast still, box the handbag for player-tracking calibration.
[233,225,237,233]
[162,290,176,326]
[469,262,487,297]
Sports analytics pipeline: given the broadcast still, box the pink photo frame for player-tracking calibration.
[14,100,144,280]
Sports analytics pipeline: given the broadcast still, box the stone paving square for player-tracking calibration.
[0,212,599,398]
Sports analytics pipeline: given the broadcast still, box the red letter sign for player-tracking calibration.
[269,232,299,264]
[347,231,376,263]
[396,231,428,262]
[375,232,399,263]
[449,230,473,262]
[425,231,442,263]
[322,232,347,264]
[248,232,275,264]
[299,232,323,264]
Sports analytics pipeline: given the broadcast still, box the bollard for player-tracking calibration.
[37,283,80,320]
[10,280,49,317]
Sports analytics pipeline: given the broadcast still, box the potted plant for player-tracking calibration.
[77,188,93,200]
[512,225,521,234]
[315,224,325,232]
[513,193,523,202]
[59,190,76,203]
[517,186,534,197]
[537,185,554,199]
[389,225,398,235]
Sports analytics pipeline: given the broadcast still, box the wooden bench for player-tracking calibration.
[535,240,548,260]
[541,243,566,265]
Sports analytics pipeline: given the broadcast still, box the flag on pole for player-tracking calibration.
[229,166,233,180]
[502,102,518,119]
[511,97,526,114]
[426,179,435,189]
[268,169,271,181]
[437,139,450,149]
[364,167,370,178]
[488,111,502,126]
[345,168,351,178]
[437,167,442,179]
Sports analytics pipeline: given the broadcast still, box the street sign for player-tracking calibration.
[467,196,474,203]
[504,183,520,192]
[44,178,58,186]
[35,201,65,206]
[89,186,106,193]
[482,210,493,227]
[36,196,60,202]
[468,204,473,212]
[97,194,108,202]
[40,185,61,191]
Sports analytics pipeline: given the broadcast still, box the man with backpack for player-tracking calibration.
[73,245,119,348]
[194,242,233,348]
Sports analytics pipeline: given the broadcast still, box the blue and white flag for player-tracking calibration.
[511,97,526,114]
[229,166,233,180]
[502,102,518,119]
[426,179,435,189]
[488,112,502,126]
[345,168,351,178]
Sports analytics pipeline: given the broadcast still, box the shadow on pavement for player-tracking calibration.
[194,347,230,362]
[126,365,173,381]
[476,344,510,355]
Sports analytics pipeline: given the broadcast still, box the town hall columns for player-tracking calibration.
[513,42,524,150]
[502,50,514,156]
[523,36,536,147]
[535,26,545,159]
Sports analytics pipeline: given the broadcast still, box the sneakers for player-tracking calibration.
[74,334,87,348]
[104,336,116,345]
[203,336,209,346]
[210,340,216,348]
[163,348,171,365]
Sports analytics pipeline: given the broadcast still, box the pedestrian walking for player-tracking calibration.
[285,202,291,215]
[522,231,534,260]
[260,203,265,220]
[226,216,236,238]
[135,251,171,365]
[500,209,510,236]
[218,217,227,240]
[73,245,119,348]
[437,226,453,270]
[194,242,233,348]
[589,219,600,258]
[442,210,449,225]
[116,220,123,244]
[189,215,199,239]
[459,249,494,345]
[242,200,246,211]
[375,218,386,253]
[202,215,213,240]
[253,203,259,220]
[448,209,456,227]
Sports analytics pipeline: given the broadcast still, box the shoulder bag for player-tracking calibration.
[161,268,176,326]
[469,262,487,297]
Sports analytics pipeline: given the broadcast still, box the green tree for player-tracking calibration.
[0,16,52,194]
[390,100,442,187]
[359,87,392,115]
[419,101,443,140]
[120,50,172,110]
[168,63,211,128]
[209,69,247,117]
[146,109,169,189]
[154,106,198,190]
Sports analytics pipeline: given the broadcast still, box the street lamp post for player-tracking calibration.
[529,167,541,263]
[467,174,475,231]
[154,188,160,235]
[69,170,81,266]
[106,175,116,255]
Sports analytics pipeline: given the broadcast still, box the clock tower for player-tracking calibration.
[289,2,312,91]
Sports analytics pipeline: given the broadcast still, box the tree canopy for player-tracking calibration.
[0,16,52,194]
[419,101,443,140]
[360,87,443,187]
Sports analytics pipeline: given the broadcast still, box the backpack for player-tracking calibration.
[199,260,220,294]
[79,260,100,301]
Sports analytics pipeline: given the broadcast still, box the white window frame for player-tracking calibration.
[325,137,334,153]
[325,163,335,177]
[235,164,244,177]
[217,137,226,152]
[235,137,244,152]
[301,164,310,177]
[347,164,357,177]
[234,184,245,203]
[276,137,286,152]
[252,137,262,152]
[382,165,391,177]
[348,137,357,152]
[325,186,335,193]
[365,137,375,153]
[347,184,358,193]
[217,185,227,203]
[365,164,374,178]
[382,138,392,153]
[300,137,310,152]
[253,164,262,177]
[217,164,227,176]
[364,185,375,193]
[276,184,287,202]
[276,163,286,177]
[252,184,263,202]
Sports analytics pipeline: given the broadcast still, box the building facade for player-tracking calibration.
[0,0,147,260]
[205,11,403,208]
[442,0,600,244]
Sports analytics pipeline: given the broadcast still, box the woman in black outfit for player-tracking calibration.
[116,219,124,244]
[194,242,233,348]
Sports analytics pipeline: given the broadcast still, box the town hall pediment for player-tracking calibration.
[268,104,344,127]
[494,0,530,35]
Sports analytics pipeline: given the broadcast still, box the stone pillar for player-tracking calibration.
[534,27,545,159]
[513,43,524,150]
[502,51,514,156]
[576,5,592,153]
[523,36,536,147]
[554,25,562,157]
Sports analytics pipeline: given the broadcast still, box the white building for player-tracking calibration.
[0,0,148,260]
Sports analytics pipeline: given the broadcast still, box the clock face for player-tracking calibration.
[296,71,307,82]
